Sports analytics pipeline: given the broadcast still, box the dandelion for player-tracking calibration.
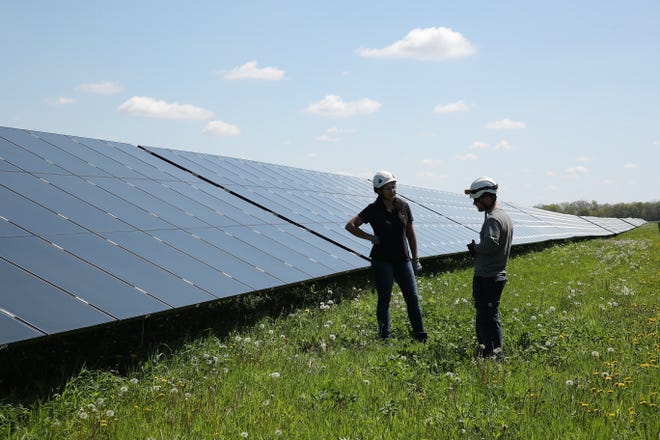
[607,347,615,353]
[241,432,249,438]
[566,380,575,386]
[79,411,88,420]
[120,386,128,393]
[270,372,281,378]
[530,315,537,321]
[329,334,336,341]
[130,378,139,384]
[363,379,371,385]
[591,351,599,358]
[105,410,115,418]
[275,429,283,436]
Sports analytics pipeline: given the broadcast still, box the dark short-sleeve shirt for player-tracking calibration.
[359,197,413,263]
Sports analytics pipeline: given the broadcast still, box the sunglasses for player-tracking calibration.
[464,184,498,196]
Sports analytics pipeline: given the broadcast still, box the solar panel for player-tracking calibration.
[0,125,646,348]
[0,126,368,345]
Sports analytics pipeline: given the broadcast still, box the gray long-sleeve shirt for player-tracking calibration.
[474,207,513,277]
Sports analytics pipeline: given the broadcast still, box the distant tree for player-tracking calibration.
[536,200,660,221]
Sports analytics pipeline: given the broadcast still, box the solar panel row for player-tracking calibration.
[0,126,645,347]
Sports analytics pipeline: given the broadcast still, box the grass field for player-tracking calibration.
[1,223,658,439]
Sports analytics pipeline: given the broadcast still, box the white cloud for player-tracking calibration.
[45,97,74,105]
[434,100,471,114]
[421,159,443,165]
[563,165,588,178]
[75,81,121,94]
[356,26,477,61]
[327,127,355,134]
[484,118,526,130]
[623,163,639,169]
[203,120,240,136]
[469,141,489,150]
[456,153,478,161]
[118,96,213,120]
[223,61,285,80]
[305,95,381,117]
[494,140,513,151]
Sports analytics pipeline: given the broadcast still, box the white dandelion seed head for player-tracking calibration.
[120,386,128,393]
[565,380,574,386]
[607,347,615,353]
[591,351,599,357]
[79,411,88,420]
[329,334,336,341]
[105,410,115,418]
[530,315,537,321]
[241,432,249,438]
[275,429,282,436]
[269,372,281,378]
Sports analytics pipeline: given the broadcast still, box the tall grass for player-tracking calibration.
[1,224,658,439]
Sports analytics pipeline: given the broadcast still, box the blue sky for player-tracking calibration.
[2,1,658,206]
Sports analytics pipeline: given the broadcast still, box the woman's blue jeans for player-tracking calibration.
[472,275,506,357]
[371,259,425,339]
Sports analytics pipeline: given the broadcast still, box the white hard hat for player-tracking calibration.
[372,170,396,189]
[464,176,498,199]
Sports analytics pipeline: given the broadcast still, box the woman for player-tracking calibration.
[345,170,427,342]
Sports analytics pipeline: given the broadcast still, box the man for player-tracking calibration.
[465,176,513,359]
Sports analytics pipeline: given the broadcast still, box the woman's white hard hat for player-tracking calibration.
[372,170,396,189]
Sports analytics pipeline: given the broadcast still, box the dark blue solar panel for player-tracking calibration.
[0,259,113,334]
[0,125,645,348]
[0,313,45,346]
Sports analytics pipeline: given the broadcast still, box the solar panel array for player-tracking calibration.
[0,126,645,347]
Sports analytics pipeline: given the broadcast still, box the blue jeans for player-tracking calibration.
[472,275,506,357]
[372,260,426,340]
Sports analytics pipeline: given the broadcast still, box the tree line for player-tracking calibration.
[535,200,660,221]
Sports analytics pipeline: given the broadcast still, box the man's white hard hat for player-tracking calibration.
[464,176,498,199]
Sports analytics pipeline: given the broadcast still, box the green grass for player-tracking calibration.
[1,224,659,439]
